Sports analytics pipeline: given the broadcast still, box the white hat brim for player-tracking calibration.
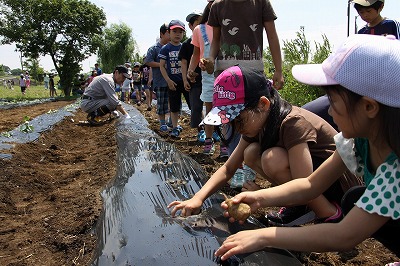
[292,64,338,86]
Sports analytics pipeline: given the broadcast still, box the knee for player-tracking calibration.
[261,147,289,179]
[243,143,261,168]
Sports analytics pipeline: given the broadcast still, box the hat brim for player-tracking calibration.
[186,14,200,22]
[292,64,338,86]
[123,73,132,80]
[201,104,245,126]
[169,25,185,31]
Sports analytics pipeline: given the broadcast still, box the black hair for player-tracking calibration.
[257,89,292,153]
[354,1,383,11]
[160,23,168,34]
[200,1,213,24]
[189,15,200,26]
[324,85,400,158]
[217,87,292,153]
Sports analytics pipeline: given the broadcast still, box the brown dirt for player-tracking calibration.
[0,100,398,265]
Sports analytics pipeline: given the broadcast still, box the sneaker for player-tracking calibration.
[212,131,221,142]
[314,202,343,224]
[176,125,183,132]
[197,130,206,143]
[267,205,316,227]
[170,127,180,138]
[146,106,152,111]
[159,124,169,133]
[137,101,142,106]
[111,110,120,118]
[203,138,215,155]
[242,164,256,182]
[230,168,245,188]
[219,144,229,158]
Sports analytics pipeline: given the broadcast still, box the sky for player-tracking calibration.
[0,0,399,73]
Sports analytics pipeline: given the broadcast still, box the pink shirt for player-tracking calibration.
[191,23,213,58]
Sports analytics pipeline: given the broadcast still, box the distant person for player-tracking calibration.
[86,70,97,87]
[353,0,400,38]
[132,62,143,105]
[159,20,190,138]
[80,65,131,125]
[94,63,102,76]
[25,71,31,88]
[49,74,56,97]
[121,62,132,103]
[43,73,49,90]
[19,74,27,95]
[140,62,152,111]
[144,23,171,133]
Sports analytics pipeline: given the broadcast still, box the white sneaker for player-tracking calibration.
[112,111,120,118]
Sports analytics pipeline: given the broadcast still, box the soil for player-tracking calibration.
[0,99,398,265]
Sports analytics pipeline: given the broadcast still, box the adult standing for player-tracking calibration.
[80,65,131,125]
[144,23,171,132]
[19,74,27,95]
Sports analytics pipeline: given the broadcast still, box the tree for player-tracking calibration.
[98,23,137,73]
[263,27,332,107]
[0,0,106,96]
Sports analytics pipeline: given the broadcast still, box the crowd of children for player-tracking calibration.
[80,1,400,263]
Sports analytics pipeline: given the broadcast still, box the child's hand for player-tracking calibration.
[221,192,260,224]
[168,197,203,217]
[215,229,268,261]
[200,58,214,74]
[187,70,198,83]
[167,79,177,91]
[272,71,284,90]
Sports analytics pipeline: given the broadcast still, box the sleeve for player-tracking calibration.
[207,1,221,27]
[280,115,317,150]
[158,46,167,61]
[191,26,201,48]
[334,133,364,176]
[178,41,189,61]
[262,0,277,21]
[355,157,400,220]
[145,46,156,63]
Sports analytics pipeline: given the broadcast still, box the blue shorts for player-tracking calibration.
[133,84,142,91]
[200,71,214,103]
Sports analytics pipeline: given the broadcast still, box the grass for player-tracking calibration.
[0,75,78,101]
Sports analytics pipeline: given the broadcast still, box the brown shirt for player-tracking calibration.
[243,106,338,159]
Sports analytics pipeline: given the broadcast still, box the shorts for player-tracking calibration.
[200,71,214,103]
[20,86,26,93]
[133,84,142,91]
[168,80,190,113]
[155,86,169,115]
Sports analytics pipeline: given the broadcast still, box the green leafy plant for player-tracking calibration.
[19,116,34,133]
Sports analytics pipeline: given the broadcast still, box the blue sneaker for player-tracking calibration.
[212,131,221,142]
[160,124,169,133]
[197,130,206,143]
[170,127,180,138]
[176,125,183,132]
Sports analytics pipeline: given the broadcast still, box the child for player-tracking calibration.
[168,65,360,227]
[159,20,190,138]
[121,62,132,103]
[140,62,152,111]
[19,74,27,95]
[144,23,171,133]
[179,10,205,143]
[214,34,400,261]
[205,0,285,185]
[302,0,400,132]
[188,1,229,157]
[353,0,400,38]
[132,62,143,105]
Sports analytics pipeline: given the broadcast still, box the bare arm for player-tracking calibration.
[264,20,284,90]
[159,59,176,90]
[188,46,201,82]
[168,137,250,216]
[207,26,221,65]
[180,58,190,91]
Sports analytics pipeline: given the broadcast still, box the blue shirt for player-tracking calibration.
[358,18,400,39]
[145,42,167,88]
[158,42,183,83]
